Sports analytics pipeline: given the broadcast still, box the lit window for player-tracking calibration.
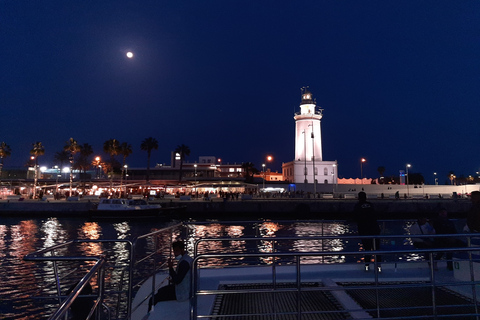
[229,168,234,172]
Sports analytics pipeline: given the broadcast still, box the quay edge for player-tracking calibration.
[0,198,472,219]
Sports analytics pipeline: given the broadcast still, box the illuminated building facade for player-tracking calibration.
[282,88,338,187]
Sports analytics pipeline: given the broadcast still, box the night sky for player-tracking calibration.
[1,1,479,184]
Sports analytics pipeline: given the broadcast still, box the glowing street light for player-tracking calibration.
[360,158,366,184]
[434,172,438,185]
[194,163,197,196]
[31,156,37,198]
[332,163,337,193]
[95,156,101,179]
[54,165,60,196]
[406,164,411,196]
[262,163,266,190]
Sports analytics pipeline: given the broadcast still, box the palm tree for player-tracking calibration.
[30,142,45,198]
[377,166,385,184]
[119,142,133,195]
[0,142,12,181]
[241,162,258,183]
[174,144,191,182]
[64,138,81,197]
[77,143,94,191]
[140,137,159,182]
[77,143,94,172]
[103,139,121,187]
[54,150,70,168]
[448,171,456,185]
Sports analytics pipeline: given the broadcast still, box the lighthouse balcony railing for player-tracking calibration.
[294,110,323,116]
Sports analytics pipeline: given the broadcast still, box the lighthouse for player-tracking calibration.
[282,87,337,191]
[294,87,323,165]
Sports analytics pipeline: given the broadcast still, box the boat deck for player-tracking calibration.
[139,260,478,320]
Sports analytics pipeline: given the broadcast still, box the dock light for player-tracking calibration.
[360,158,366,184]
[262,163,266,190]
[406,164,411,196]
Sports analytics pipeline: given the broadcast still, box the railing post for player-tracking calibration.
[272,240,277,320]
[96,260,105,320]
[296,255,301,320]
[467,235,479,316]
[51,249,66,320]
[428,251,438,319]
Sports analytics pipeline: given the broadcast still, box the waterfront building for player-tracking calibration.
[282,88,338,188]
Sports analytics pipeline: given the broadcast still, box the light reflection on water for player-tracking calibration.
[0,217,465,319]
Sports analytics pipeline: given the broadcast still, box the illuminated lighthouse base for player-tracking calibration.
[283,160,337,187]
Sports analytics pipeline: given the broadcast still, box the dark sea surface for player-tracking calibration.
[0,215,467,319]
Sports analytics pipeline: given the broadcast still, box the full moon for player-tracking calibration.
[126,52,134,58]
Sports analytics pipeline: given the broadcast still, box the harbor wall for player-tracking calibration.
[178,198,472,218]
[0,198,472,219]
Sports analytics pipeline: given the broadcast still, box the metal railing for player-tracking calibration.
[22,220,480,320]
[23,241,107,320]
[190,233,480,319]
[22,223,185,320]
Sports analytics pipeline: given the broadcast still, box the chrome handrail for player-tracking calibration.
[23,253,105,320]
[190,233,480,320]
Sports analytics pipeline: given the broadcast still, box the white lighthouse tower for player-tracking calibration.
[294,87,323,165]
[282,87,337,191]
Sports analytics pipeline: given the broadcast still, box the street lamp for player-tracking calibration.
[262,163,266,191]
[302,130,307,185]
[406,164,411,197]
[194,163,197,196]
[95,156,101,178]
[332,163,337,194]
[308,122,316,194]
[31,156,37,199]
[434,172,438,185]
[54,165,59,196]
[360,158,366,184]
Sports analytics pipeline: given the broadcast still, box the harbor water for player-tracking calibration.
[0,215,467,319]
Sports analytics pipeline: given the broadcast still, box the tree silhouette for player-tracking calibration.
[241,162,258,183]
[76,143,93,192]
[119,142,133,192]
[0,142,12,180]
[103,139,121,176]
[30,142,45,198]
[64,138,80,196]
[448,171,456,185]
[54,150,70,168]
[140,137,158,182]
[377,166,385,184]
[174,144,190,182]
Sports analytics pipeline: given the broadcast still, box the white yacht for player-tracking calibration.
[92,198,164,218]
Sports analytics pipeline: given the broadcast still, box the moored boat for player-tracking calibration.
[91,198,180,219]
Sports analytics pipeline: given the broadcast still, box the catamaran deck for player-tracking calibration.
[140,260,479,320]
[23,221,480,320]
